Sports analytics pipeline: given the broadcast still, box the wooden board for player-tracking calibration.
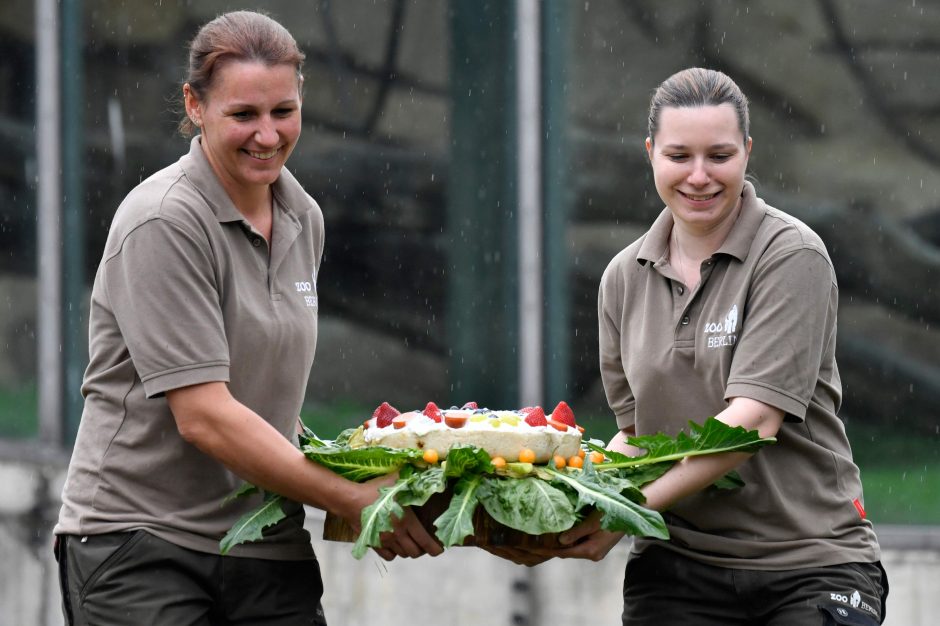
[323,490,564,549]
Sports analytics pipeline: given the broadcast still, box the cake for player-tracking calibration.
[360,401,582,463]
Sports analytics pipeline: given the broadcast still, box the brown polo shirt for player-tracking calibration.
[598,181,880,569]
[56,137,324,559]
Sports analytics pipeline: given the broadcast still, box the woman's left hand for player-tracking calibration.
[483,510,625,566]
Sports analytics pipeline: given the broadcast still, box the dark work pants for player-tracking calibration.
[622,545,888,626]
[55,531,328,626]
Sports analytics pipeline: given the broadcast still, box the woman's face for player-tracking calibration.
[646,104,751,234]
[185,60,302,197]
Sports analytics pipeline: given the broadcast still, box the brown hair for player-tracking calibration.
[178,10,305,136]
[647,67,749,145]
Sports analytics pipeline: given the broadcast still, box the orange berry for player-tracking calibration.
[491,456,507,469]
[568,455,584,468]
[518,448,536,464]
[590,451,606,464]
[422,449,439,464]
[553,455,567,469]
[577,448,586,459]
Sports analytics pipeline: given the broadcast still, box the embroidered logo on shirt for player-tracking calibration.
[703,304,738,348]
[295,269,318,308]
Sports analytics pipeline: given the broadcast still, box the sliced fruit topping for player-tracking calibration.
[550,401,576,427]
[372,401,400,428]
[547,418,569,432]
[461,401,478,410]
[392,416,408,429]
[422,401,443,423]
[498,413,520,426]
[444,413,468,429]
[524,406,548,427]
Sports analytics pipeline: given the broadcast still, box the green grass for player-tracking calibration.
[846,421,940,524]
[0,384,38,438]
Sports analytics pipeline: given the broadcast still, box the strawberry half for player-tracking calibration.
[372,401,400,428]
[551,401,576,427]
[423,401,443,423]
[461,401,478,410]
[524,406,548,427]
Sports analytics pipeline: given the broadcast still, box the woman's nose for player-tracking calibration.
[686,159,710,186]
[255,117,279,145]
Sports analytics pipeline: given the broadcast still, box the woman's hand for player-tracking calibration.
[483,510,625,566]
[348,473,444,561]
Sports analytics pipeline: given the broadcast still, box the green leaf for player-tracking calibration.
[433,474,484,548]
[443,445,493,478]
[297,421,327,448]
[219,492,286,555]
[303,445,421,482]
[351,475,417,559]
[545,463,669,539]
[222,481,260,507]
[397,466,448,508]
[477,477,577,535]
[592,418,775,471]
[710,470,745,490]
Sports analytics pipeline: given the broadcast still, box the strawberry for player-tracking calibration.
[524,406,548,427]
[519,406,535,415]
[423,401,443,423]
[372,401,400,428]
[461,401,478,410]
[551,401,576,427]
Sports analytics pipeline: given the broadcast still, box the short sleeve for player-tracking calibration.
[725,246,838,419]
[598,265,636,428]
[103,218,230,397]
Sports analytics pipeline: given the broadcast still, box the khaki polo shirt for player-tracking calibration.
[56,137,324,559]
[598,181,880,569]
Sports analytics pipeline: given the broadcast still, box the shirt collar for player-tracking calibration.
[178,136,310,224]
[635,180,765,267]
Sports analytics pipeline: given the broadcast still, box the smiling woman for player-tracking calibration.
[51,10,440,626]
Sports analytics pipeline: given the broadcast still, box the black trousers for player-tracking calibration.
[622,545,888,626]
[55,531,328,626]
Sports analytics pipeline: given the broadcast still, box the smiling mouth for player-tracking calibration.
[680,190,720,202]
[246,148,279,160]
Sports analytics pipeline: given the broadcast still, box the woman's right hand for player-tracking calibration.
[345,474,444,561]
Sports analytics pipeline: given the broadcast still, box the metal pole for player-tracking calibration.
[516,0,543,409]
[37,0,63,445]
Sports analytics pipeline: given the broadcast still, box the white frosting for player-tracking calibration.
[363,408,581,463]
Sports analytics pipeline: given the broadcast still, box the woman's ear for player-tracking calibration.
[645,137,653,161]
[183,84,202,127]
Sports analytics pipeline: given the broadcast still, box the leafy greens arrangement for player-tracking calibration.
[220,417,775,558]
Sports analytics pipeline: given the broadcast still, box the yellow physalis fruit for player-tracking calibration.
[422,449,440,464]
[553,454,567,469]
[491,456,508,469]
[589,451,606,464]
[518,448,536,464]
[568,455,584,469]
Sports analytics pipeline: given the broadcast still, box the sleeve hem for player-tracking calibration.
[614,407,636,430]
[142,363,230,398]
[725,381,807,420]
